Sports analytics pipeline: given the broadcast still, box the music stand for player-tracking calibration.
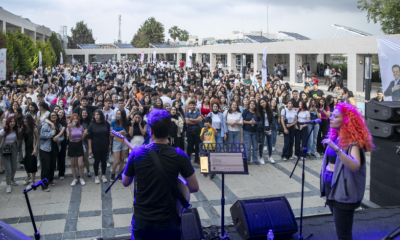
[200,143,248,240]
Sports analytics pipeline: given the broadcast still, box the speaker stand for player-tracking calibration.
[290,123,317,240]
[219,173,231,240]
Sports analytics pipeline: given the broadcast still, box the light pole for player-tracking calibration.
[364,53,372,100]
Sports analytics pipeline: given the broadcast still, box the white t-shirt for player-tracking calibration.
[37,111,50,129]
[103,108,115,123]
[281,109,297,124]
[297,111,310,123]
[160,96,173,107]
[0,129,17,143]
[211,113,221,130]
[264,113,269,127]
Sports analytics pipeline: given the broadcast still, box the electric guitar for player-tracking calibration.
[110,130,190,215]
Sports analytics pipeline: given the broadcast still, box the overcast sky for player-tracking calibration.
[2,0,383,43]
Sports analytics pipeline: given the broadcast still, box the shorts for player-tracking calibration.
[113,137,128,152]
[68,141,84,157]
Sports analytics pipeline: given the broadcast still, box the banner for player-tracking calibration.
[262,46,268,84]
[71,53,74,65]
[187,50,192,68]
[153,51,156,64]
[39,51,42,67]
[60,52,63,65]
[0,49,6,81]
[377,38,400,101]
[140,51,144,63]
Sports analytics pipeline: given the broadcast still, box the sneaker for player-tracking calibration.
[80,178,86,186]
[50,181,54,186]
[263,146,267,151]
[107,162,111,168]
[259,158,265,165]
[0,170,5,174]
[87,172,92,178]
[272,147,275,151]
[310,153,316,157]
[254,161,260,166]
[110,174,115,181]
[23,176,31,185]
[71,179,78,187]
[59,176,64,180]
[37,161,41,167]
[268,157,276,164]
[19,164,24,169]
[247,161,251,165]
[89,154,94,159]
[210,174,216,180]
[95,176,100,184]
[6,185,11,193]
[282,157,288,161]
[279,133,283,137]
[102,176,107,183]
[290,156,295,160]
[11,180,18,186]
[203,174,208,178]
[43,187,50,192]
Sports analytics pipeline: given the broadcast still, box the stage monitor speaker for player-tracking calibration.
[230,196,298,240]
[367,119,400,139]
[0,220,31,239]
[370,137,400,207]
[181,208,205,240]
[366,102,400,122]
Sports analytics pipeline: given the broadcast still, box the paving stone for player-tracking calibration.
[75,229,102,239]
[76,216,102,231]
[113,213,132,228]
[39,219,66,235]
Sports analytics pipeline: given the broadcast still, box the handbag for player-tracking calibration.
[2,144,12,156]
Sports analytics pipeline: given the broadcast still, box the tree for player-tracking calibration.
[130,17,165,48]
[168,26,181,42]
[67,21,95,49]
[49,33,66,65]
[179,30,189,41]
[357,0,400,34]
[34,41,56,69]
[5,30,31,76]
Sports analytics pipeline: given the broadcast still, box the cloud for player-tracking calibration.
[1,0,383,43]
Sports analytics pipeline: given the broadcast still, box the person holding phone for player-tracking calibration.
[307,99,321,156]
[200,117,217,180]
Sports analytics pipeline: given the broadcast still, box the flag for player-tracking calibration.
[0,49,6,81]
[262,46,268,84]
[377,38,400,101]
[72,53,74,65]
[60,52,63,65]
[153,51,156,64]
[187,50,192,68]
[39,51,42,67]
[140,51,144,63]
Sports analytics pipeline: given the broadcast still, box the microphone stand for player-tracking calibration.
[23,179,49,240]
[105,135,150,194]
[290,122,317,240]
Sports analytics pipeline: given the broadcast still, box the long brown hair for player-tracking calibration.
[69,113,81,127]
[3,116,19,140]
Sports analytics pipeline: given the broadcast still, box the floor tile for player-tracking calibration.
[76,216,102,231]
[39,219,66,235]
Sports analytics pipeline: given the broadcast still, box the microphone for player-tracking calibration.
[303,119,322,124]
[30,178,48,190]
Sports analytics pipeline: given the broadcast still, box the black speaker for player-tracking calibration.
[181,208,204,240]
[230,196,298,240]
[366,102,400,122]
[370,137,400,206]
[367,119,400,139]
[0,220,31,239]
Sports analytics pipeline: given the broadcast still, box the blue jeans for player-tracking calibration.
[271,120,278,147]
[243,130,258,163]
[307,123,319,154]
[131,215,181,240]
[226,131,241,144]
[259,126,272,157]
[215,129,223,152]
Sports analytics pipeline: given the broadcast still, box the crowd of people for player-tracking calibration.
[0,59,362,192]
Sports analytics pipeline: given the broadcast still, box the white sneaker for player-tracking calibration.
[71,179,78,187]
[272,147,275,151]
[290,156,296,160]
[102,176,107,183]
[23,176,31,185]
[6,185,11,193]
[11,180,18,186]
[19,164,24,169]
[282,157,288,161]
[37,161,41,167]
[268,157,276,164]
[59,176,64,180]
[263,146,267,151]
[279,133,283,137]
[80,178,86,186]
[107,162,111,168]
[89,154,93,159]
[259,158,265,165]
[95,176,100,184]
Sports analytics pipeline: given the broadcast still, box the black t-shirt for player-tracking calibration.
[87,121,110,149]
[156,71,165,81]
[124,143,194,221]
[309,90,324,99]
[290,98,300,108]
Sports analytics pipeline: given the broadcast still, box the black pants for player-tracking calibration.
[282,126,295,159]
[186,129,200,161]
[93,148,108,176]
[325,175,355,240]
[58,139,67,177]
[295,123,309,156]
[317,119,329,154]
[40,148,58,189]
[131,215,181,240]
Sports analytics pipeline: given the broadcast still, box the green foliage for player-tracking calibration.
[34,41,57,68]
[49,33,66,65]
[372,69,381,82]
[5,30,31,76]
[67,21,95,49]
[357,0,400,34]
[130,17,165,48]
[329,62,348,80]
[179,30,189,41]
[168,26,181,42]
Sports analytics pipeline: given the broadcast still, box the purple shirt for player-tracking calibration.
[68,126,84,141]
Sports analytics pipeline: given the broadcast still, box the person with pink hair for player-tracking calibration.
[320,102,374,239]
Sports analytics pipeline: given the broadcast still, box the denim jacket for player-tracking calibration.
[206,112,228,138]
[39,123,65,152]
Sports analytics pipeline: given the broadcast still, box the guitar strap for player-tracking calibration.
[146,144,191,210]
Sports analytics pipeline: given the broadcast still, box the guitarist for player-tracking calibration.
[122,108,199,240]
